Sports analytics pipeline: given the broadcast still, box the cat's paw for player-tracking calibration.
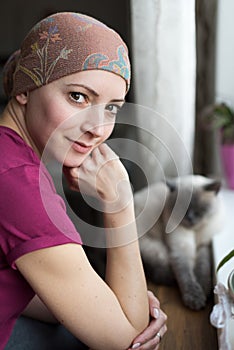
[182,284,207,310]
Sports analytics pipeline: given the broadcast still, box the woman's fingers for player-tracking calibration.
[63,143,130,205]
[130,324,167,350]
[129,291,167,350]
[130,311,167,347]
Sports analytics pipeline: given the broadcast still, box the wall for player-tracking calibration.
[0,0,131,56]
[215,0,234,106]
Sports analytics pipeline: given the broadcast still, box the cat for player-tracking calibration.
[134,175,223,310]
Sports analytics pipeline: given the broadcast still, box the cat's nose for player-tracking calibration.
[186,211,195,224]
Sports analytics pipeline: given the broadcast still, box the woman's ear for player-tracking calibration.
[15,92,28,105]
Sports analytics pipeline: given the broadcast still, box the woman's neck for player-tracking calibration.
[0,98,41,157]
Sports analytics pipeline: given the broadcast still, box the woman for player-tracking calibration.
[0,12,167,350]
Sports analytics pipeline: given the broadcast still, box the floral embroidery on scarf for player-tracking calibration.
[82,45,130,82]
[17,25,73,87]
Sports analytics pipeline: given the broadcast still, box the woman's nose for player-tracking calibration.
[90,123,105,137]
[80,106,107,137]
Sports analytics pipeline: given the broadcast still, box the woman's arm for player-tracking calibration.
[16,144,149,350]
[75,142,149,333]
[22,294,58,324]
[22,292,167,350]
[22,291,167,350]
[104,203,149,333]
[16,243,147,350]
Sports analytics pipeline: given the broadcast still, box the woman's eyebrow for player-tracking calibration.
[66,83,99,97]
[110,98,125,103]
[66,83,125,103]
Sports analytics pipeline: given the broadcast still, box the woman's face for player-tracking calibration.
[23,70,126,167]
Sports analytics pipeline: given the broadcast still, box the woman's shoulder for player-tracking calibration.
[0,126,40,174]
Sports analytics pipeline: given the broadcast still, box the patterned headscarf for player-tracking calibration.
[3,12,131,98]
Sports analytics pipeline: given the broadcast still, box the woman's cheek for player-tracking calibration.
[104,124,115,140]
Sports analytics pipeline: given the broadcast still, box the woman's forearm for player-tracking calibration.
[104,203,149,332]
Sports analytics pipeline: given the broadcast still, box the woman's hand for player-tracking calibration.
[63,143,133,210]
[129,291,167,350]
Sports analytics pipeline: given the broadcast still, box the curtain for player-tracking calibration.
[194,0,218,176]
[130,0,196,185]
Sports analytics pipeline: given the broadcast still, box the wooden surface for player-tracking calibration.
[147,283,218,350]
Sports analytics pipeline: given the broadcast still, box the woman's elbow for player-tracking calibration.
[115,318,149,350]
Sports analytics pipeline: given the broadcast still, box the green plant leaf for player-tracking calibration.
[205,103,234,143]
[216,249,234,272]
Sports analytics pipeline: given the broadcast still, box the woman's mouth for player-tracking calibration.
[67,138,93,154]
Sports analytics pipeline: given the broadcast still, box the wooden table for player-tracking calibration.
[148,283,218,350]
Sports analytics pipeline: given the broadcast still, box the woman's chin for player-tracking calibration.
[62,155,86,168]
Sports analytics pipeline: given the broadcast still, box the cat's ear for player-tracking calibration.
[203,180,221,194]
[166,180,177,192]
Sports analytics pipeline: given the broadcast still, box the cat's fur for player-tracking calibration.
[134,175,223,310]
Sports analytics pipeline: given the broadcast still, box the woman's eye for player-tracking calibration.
[70,92,87,104]
[105,104,121,116]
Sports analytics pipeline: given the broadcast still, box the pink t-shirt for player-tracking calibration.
[0,126,82,349]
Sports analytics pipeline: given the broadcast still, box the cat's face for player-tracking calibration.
[182,190,217,228]
[164,176,221,229]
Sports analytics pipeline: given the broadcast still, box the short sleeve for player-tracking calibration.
[0,164,82,268]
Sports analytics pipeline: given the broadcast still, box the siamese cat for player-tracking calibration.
[134,175,223,310]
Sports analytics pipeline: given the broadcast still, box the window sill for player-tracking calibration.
[212,188,234,348]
